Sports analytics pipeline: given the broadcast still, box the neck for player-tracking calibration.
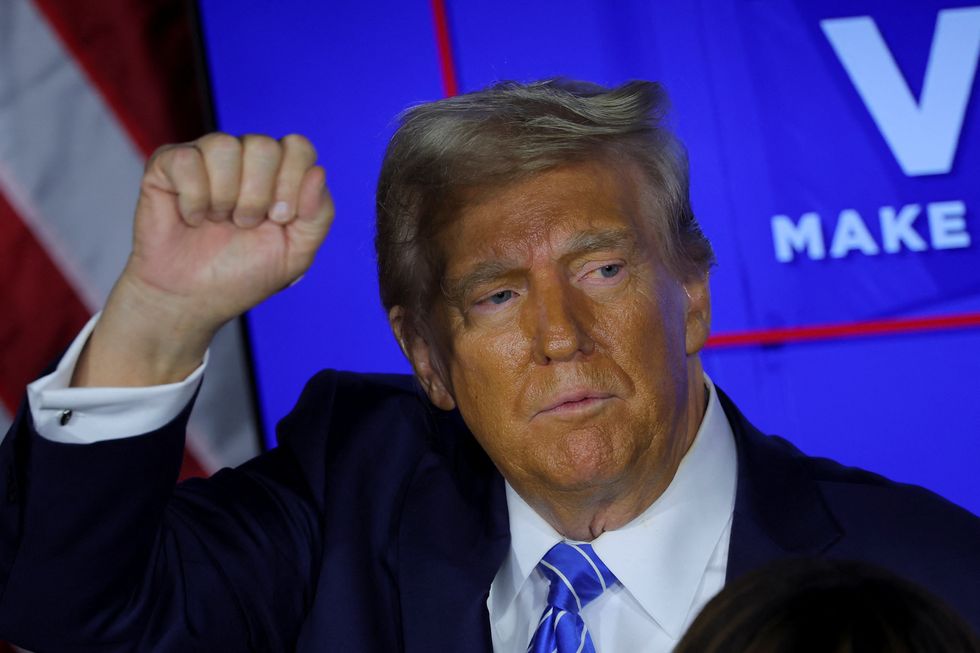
[519,359,708,542]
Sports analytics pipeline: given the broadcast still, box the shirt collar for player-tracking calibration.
[492,374,738,638]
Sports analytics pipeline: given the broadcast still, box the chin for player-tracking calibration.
[543,430,628,491]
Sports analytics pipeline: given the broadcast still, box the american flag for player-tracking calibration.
[0,0,260,499]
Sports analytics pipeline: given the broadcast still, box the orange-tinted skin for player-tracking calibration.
[395,161,711,541]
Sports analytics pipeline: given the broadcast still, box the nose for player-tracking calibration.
[526,277,595,365]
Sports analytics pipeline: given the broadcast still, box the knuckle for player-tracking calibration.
[211,197,236,212]
[235,198,265,211]
[210,178,238,199]
[233,199,269,219]
[281,133,316,162]
[181,185,209,208]
[199,132,242,159]
[147,143,177,169]
[237,174,274,200]
[243,134,281,162]
[237,181,273,204]
[170,146,202,173]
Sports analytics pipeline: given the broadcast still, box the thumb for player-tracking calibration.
[293,165,335,244]
[284,166,335,276]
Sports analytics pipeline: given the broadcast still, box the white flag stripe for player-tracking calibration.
[0,0,141,307]
[0,405,11,437]
[0,161,101,312]
[0,0,259,470]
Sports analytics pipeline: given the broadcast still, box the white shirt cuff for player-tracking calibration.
[27,313,207,444]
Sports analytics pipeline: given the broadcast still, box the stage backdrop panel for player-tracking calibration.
[199,0,980,515]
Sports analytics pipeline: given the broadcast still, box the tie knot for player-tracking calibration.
[537,542,617,615]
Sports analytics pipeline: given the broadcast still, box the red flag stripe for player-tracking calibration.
[27,0,261,472]
[0,0,259,471]
[30,0,210,157]
[0,186,206,482]
[0,0,237,479]
[0,191,90,413]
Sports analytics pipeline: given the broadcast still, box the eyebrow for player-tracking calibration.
[441,260,515,310]
[441,228,639,309]
[561,228,638,260]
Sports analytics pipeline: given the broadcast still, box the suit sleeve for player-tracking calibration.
[0,393,324,652]
[25,314,206,445]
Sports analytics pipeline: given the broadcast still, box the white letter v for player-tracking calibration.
[821,7,980,176]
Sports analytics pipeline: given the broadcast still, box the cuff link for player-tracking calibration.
[58,409,73,426]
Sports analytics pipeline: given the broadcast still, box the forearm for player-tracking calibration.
[0,376,321,652]
[26,314,205,445]
[71,275,217,389]
[0,322,205,649]
[0,401,189,650]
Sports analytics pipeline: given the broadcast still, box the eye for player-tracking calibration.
[580,261,626,285]
[598,264,622,278]
[486,290,514,305]
[470,285,523,315]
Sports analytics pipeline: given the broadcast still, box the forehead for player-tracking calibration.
[439,161,651,268]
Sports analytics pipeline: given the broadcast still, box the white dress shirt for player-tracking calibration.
[489,376,737,652]
[26,314,205,444]
[26,320,738,652]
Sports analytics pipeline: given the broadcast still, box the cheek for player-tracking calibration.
[449,329,528,430]
[449,354,531,478]
[595,285,688,400]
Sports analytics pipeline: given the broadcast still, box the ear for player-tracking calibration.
[388,306,456,411]
[682,273,711,355]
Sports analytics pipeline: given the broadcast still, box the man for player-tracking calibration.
[0,80,977,652]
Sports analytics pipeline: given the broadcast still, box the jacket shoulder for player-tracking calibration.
[277,369,434,448]
[720,387,980,627]
[750,428,979,548]
[804,448,980,558]
[267,369,482,508]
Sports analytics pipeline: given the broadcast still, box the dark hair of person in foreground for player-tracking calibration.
[675,558,979,653]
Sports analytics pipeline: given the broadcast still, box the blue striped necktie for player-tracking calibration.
[527,542,618,653]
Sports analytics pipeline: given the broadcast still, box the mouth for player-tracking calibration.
[534,390,615,419]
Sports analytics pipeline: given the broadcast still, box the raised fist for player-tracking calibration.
[74,133,334,387]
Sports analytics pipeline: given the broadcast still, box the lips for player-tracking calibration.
[534,389,615,417]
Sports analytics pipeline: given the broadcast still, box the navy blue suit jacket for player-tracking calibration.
[0,370,977,651]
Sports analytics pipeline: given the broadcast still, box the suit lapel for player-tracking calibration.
[397,411,509,653]
[718,389,843,580]
[396,389,842,649]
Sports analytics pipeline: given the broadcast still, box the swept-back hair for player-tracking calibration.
[375,78,714,356]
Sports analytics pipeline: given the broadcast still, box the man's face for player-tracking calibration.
[423,161,710,504]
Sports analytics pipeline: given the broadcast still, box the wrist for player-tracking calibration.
[71,276,220,388]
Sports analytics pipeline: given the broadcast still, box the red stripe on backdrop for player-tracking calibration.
[0,191,207,480]
[430,0,460,97]
[421,2,980,353]
[706,312,980,348]
[0,191,90,413]
[31,0,210,156]
[25,0,220,480]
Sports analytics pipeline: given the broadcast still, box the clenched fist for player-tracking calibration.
[73,133,334,388]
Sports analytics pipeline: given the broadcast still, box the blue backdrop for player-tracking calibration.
[199,0,980,515]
